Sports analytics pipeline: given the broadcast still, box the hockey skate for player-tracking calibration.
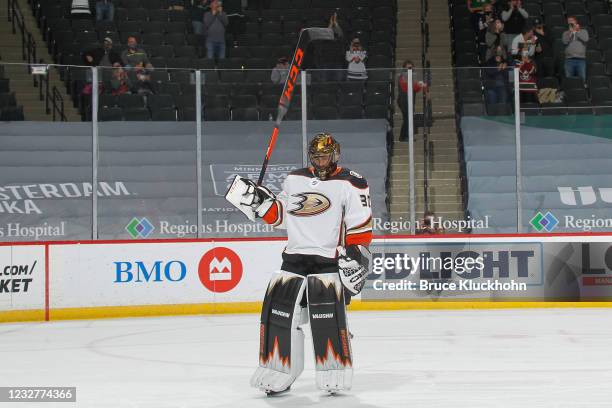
[265,385,291,396]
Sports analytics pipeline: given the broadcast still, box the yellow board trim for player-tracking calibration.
[2,300,612,323]
[0,309,45,323]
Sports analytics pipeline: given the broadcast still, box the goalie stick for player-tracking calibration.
[256,27,335,186]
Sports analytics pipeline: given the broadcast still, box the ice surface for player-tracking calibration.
[1,309,611,408]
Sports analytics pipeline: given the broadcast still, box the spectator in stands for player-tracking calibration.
[468,0,491,32]
[70,0,92,19]
[562,16,588,81]
[485,19,507,62]
[533,19,554,77]
[489,0,505,17]
[346,38,368,81]
[518,52,538,102]
[510,27,535,62]
[83,37,122,67]
[310,12,345,82]
[191,0,209,35]
[168,0,186,10]
[271,57,289,84]
[417,211,444,235]
[484,51,509,104]
[110,64,131,96]
[121,36,153,69]
[131,67,155,95]
[397,59,428,141]
[95,0,114,22]
[501,0,528,49]
[328,11,344,39]
[204,0,228,60]
[477,3,497,62]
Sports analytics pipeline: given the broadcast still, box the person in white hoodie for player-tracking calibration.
[345,38,367,81]
[71,0,92,19]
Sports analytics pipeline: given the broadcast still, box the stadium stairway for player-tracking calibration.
[389,0,464,228]
[0,0,80,121]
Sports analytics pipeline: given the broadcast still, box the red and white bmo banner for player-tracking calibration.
[2,234,612,321]
[49,241,285,308]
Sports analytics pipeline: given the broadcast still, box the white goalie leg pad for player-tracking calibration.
[306,273,353,393]
[250,270,306,393]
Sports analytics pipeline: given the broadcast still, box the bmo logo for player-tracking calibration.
[198,247,243,292]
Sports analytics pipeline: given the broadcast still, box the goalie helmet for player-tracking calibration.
[308,133,340,180]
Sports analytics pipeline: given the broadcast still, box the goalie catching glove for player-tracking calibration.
[338,245,371,295]
[225,175,276,221]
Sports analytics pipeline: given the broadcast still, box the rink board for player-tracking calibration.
[1,233,612,322]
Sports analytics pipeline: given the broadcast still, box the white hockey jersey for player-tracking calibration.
[261,167,372,259]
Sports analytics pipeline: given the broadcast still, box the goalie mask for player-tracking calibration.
[308,133,340,180]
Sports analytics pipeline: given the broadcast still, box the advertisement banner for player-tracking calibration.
[364,237,612,301]
[0,245,45,312]
[49,240,285,308]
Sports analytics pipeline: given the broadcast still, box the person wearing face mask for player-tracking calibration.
[108,63,131,96]
[477,4,497,61]
[83,37,122,67]
[485,19,508,62]
[121,36,153,69]
[345,38,368,81]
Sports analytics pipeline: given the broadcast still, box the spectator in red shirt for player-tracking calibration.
[397,59,428,141]
[518,52,538,103]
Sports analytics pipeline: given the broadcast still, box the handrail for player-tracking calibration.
[420,0,431,214]
[51,86,66,121]
[8,0,65,121]
[9,0,27,61]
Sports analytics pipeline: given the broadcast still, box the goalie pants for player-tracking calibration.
[250,268,353,393]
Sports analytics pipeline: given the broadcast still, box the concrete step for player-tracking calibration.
[391,161,459,172]
[391,169,462,181]
[390,203,464,213]
[390,187,461,197]
[393,139,458,150]
[391,195,463,205]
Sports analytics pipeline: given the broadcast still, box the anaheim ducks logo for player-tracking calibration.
[289,192,331,217]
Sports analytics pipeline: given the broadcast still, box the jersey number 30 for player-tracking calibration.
[360,194,371,207]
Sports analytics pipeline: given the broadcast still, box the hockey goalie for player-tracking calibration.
[225,133,372,395]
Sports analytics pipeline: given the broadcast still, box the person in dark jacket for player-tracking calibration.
[484,52,509,104]
[501,0,528,48]
[190,0,209,35]
[83,37,122,67]
[533,19,554,77]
